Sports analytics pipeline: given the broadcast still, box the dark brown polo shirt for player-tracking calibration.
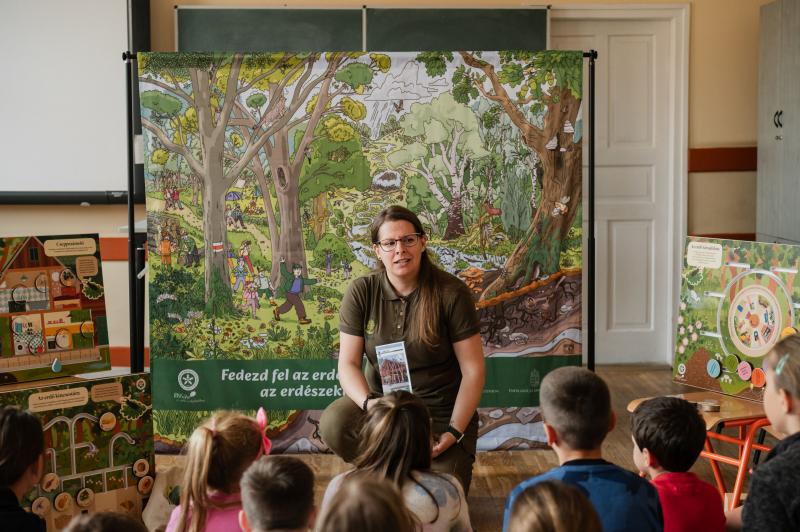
[339,269,481,420]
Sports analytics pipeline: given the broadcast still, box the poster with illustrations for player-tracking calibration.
[0,235,110,384]
[139,50,583,452]
[0,373,153,531]
[674,237,800,401]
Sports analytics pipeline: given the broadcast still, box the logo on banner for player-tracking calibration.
[173,368,204,404]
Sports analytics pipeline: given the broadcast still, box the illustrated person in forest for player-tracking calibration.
[256,269,277,306]
[273,258,317,325]
[319,205,485,493]
[239,240,254,274]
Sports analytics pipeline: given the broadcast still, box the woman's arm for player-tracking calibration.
[338,332,373,410]
[432,333,485,457]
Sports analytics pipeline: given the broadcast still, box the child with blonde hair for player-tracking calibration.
[508,480,601,532]
[727,334,800,531]
[316,476,416,532]
[166,410,270,532]
[320,391,471,531]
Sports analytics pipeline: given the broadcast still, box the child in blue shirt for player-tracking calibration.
[503,367,663,532]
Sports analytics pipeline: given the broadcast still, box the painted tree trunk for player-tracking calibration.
[443,194,466,240]
[482,90,582,298]
[312,192,329,242]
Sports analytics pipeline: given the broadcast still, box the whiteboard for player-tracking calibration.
[0,0,128,193]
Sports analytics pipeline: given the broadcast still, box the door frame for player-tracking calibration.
[549,4,690,364]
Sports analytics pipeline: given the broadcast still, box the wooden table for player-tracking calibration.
[628,391,773,510]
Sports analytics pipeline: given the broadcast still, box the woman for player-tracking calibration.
[320,391,471,532]
[319,205,485,492]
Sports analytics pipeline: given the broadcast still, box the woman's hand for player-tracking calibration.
[432,431,457,458]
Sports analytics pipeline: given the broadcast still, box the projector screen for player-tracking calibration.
[0,0,128,194]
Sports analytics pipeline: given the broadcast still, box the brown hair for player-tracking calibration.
[370,205,442,349]
[352,391,455,524]
[508,480,602,532]
[540,366,612,450]
[315,476,416,532]
[240,456,315,532]
[63,512,148,532]
[173,411,262,532]
[631,396,706,472]
[767,334,800,399]
[0,406,44,487]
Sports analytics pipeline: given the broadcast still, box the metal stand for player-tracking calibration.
[584,50,597,371]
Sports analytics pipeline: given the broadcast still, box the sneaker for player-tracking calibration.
[269,299,277,306]
[298,318,312,325]
[273,308,280,321]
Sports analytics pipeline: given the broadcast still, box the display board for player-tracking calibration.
[139,50,583,452]
[0,235,110,383]
[674,237,800,400]
[1,373,154,531]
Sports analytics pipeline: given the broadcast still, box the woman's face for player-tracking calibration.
[373,220,427,284]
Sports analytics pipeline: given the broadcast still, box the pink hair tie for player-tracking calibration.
[204,426,217,437]
[256,407,272,457]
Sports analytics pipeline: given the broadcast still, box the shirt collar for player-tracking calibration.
[379,271,401,301]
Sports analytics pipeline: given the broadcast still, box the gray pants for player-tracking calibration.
[319,395,478,494]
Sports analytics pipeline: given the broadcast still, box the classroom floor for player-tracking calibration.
[156,364,772,532]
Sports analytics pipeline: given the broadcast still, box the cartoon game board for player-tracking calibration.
[0,235,110,383]
[674,237,800,400]
[0,373,154,531]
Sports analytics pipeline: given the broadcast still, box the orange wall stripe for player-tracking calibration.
[688,147,757,173]
[99,237,129,261]
[109,346,150,367]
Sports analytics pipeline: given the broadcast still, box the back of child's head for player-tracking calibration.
[315,475,416,532]
[64,511,147,532]
[240,456,314,532]
[631,396,706,472]
[767,333,800,400]
[176,410,263,532]
[0,405,44,488]
[540,366,611,450]
[354,390,432,485]
[508,480,601,532]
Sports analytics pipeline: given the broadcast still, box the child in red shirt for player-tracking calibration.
[631,396,725,532]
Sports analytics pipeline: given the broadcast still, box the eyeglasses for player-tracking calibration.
[375,233,422,252]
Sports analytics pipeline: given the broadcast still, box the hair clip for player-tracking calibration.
[776,353,791,376]
[256,407,272,457]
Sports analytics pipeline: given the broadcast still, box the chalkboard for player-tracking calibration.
[366,8,547,52]
[176,8,363,52]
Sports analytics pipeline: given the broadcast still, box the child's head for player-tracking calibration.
[292,264,303,277]
[630,396,706,475]
[540,367,613,451]
[354,391,432,485]
[315,476,416,532]
[63,511,147,532]
[239,456,315,532]
[508,480,601,532]
[764,334,800,434]
[176,411,264,532]
[0,406,44,492]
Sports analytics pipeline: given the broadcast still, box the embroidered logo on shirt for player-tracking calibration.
[365,319,376,336]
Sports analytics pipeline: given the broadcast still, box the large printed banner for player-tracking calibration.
[139,51,583,452]
[674,237,800,401]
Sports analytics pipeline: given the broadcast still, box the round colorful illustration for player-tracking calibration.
[138,475,154,495]
[719,270,793,360]
[31,496,50,516]
[54,492,72,512]
[76,488,94,508]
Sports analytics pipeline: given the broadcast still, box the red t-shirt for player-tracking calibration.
[652,472,725,532]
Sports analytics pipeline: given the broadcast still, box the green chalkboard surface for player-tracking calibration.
[366,8,547,52]
[176,8,363,52]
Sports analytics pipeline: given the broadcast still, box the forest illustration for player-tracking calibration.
[139,50,583,450]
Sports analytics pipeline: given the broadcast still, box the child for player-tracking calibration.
[166,410,269,532]
[238,456,316,532]
[316,476,416,532]
[274,258,316,325]
[243,281,259,319]
[507,480,601,532]
[502,366,663,532]
[631,396,724,532]
[0,406,46,532]
[320,391,471,532]
[64,512,148,532]
[728,334,800,531]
